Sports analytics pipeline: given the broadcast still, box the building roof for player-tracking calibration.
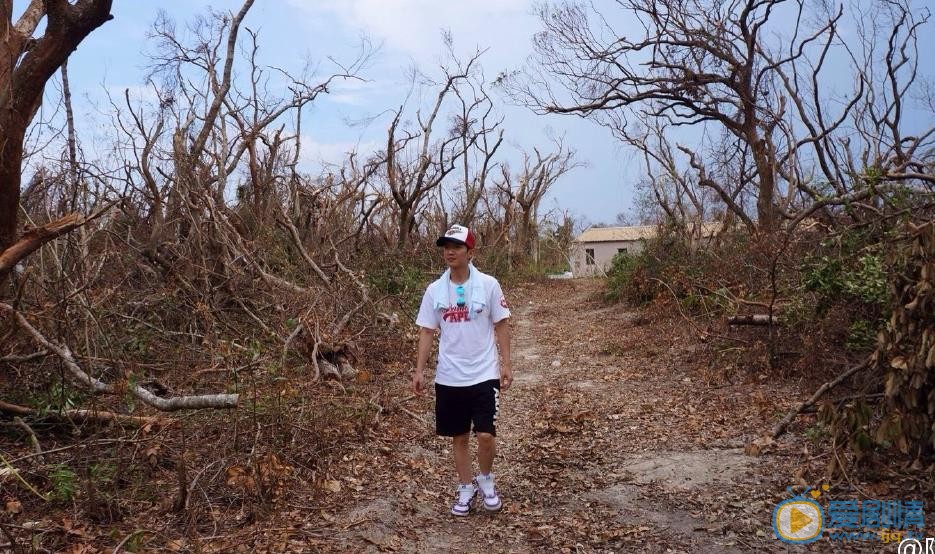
[575,225,657,243]
[574,222,724,243]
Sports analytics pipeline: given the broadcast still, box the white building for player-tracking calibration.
[570,226,656,277]
[571,223,724,277]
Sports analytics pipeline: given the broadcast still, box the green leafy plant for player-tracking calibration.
[842,254,888,305]
[801,250,889,317]
[49,465,78,503]
[90,462,117,487]
[804,423,828,443]
[846,319,880,352]
[366,261,426,313]
[604,251,640,303]
[38,382,84,414]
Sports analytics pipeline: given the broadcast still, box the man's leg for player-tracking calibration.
[476,432,496,474]
[439,384,478,517]
[452,432,473,483]
[471,380,502,511]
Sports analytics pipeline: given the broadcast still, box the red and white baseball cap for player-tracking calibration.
[436,224,476,249]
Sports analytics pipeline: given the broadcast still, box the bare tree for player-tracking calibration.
[509,0,933,232]
[494,139,580,266]
[0,0,114,281]
[446,69,504,227]
[382,48,499,249]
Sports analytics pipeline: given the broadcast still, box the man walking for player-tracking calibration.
[413,224,512,516]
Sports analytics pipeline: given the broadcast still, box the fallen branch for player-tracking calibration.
[728,314,780,326]
[282,322,304,370]
[649,277,749,345]
[113,530,153,554]
[256,265,310,295]
[233,297,280,340]
[0,450,48,501]
[330,237,370,337]
[771,357,873,439]
[0,303,239,411]
[13,417,42,456]
[0,400,173,427]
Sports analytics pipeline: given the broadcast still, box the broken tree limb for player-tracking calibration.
[771,357,873,439]
[330,237,371,337]
[255,265,310,295]
[2,302,111,393]
[0,303,239,411]
[0,203,115,280]
[319,359,341,380]
[0,213,83,279]
[728,314,780,326]
[131,387,238,411]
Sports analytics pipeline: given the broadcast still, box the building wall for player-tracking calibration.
[571,239,645,277]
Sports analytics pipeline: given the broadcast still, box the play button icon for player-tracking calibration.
[790,507,813,533]
[773,499,824,544]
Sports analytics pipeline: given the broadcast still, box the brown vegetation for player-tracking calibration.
[1,0,933,550]
[0,1,580,550]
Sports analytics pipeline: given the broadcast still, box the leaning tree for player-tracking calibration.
[0,0,114,282]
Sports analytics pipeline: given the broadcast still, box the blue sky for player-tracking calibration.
[24,0,633,226]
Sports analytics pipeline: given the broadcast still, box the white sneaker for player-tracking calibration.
[474,473,502,511]
[451,483,477,516]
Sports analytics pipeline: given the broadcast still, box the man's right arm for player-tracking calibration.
[413,289,439,394]
[416,326,435,374]
[413,326,435,395]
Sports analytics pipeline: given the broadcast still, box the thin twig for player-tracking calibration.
[0,350,48,363]
[0,451,48,501]
[771,357,872,439]
[12,417,41,456]
[649,278,749,345]
[399,406,428,427]
[113,530,151,554]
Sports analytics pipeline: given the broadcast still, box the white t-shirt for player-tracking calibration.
[416,270,511,386]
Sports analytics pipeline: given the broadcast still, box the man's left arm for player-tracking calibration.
[494,318,512,391]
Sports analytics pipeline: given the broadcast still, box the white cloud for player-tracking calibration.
[323,78,399,106]
[287,0,536,72]
[298,137,380,170]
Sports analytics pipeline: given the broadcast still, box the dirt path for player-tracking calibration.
[323,279,827,552]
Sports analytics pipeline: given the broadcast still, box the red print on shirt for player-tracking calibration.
[499,296,509,309]
[442,306,470,323]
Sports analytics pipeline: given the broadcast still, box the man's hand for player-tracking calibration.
[412,370,426,395]
[500,365,513,392]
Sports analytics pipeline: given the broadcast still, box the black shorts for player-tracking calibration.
[434,379,501,437]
